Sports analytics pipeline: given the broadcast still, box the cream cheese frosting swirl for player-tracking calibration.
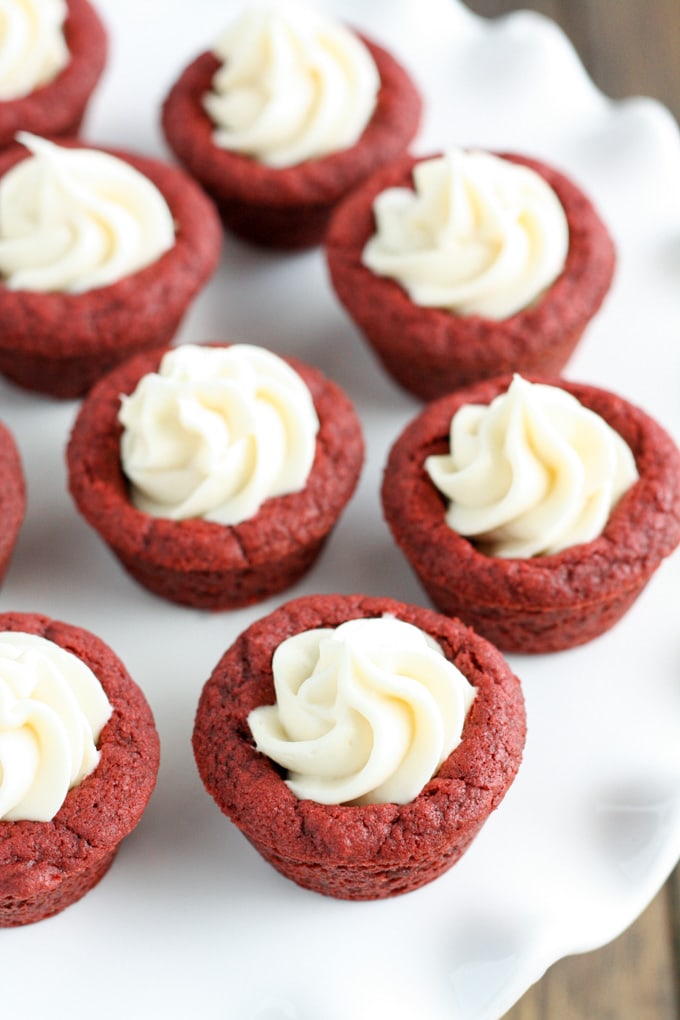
[362,150,569,320]
[203,1,380,168]
[425,375,639,558]
[119,344,320,526]
[0,0,69,101]
[248,614,476,805]
[0,133,176,293]
[0,631,112,822]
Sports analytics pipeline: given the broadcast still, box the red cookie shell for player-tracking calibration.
[0,419,25,587]
[0,613,160,927]
[161,34,422,249]
[0,140,222,399]
[0,0,107,148]
[67,344,365,609]
[325,152,616,401]
[381,375,680,653]
[192,593,526,901]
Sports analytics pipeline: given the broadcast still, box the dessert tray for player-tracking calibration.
[2,2,679,1018]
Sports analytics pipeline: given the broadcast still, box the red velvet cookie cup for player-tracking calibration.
[0,139,222,399]
[325,153,616,401]
[192,593,526,901]
[67,343,365,609]
[0,419,26,587]
[381,375,680,653]
[0,612,160,927]
[161,34,422,250]
[0,0,107,149]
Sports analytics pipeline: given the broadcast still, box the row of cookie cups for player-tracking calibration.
[4,343,679,655]
[0,8,614,404]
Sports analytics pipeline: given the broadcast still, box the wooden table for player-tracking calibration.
[462,2,680,1017]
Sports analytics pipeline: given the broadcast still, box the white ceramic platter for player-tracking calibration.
[2,2,679,1018]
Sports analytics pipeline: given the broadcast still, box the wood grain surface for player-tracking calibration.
[462,3,680,1017]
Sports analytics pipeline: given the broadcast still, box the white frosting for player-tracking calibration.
[425,375,639,558]
[0,0,68,101]
[119,344,320,526]
[362,150,569,319]
[203,1,380,168]
[248,614,476,805]
[0,133,176,293]
[0,631,112,822]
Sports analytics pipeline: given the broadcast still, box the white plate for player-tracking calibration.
[2,3,680,1019]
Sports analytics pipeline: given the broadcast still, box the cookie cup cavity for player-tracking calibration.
[0,140,222,399]
[0,612,160,927]
[161,35,421,250]
[0,420,26,587]
[192,593,526,900]
[381,376,680,653]
[0,0,107,149]
[67,344,364,609]
[325,153,615,401]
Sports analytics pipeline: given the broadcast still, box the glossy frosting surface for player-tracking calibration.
[248,614,476,804]
[203,1,379,167]
[362,150,569,319]
[0,0,68,100]
[0,134,175,293]
[0,631,112,822]
[426,375,639,557]
[119,344,320,525]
